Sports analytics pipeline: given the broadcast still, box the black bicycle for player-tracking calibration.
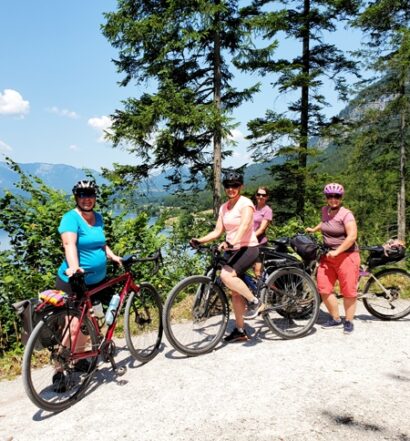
[162,245,320,356]
[287,234,410,321]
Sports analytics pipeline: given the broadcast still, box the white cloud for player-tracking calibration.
[0,140,12,152]
[68,144,80,151]
[228,129,245,142]
[88,115,113,143]
[48,106,79,119]
[0,89,30,116]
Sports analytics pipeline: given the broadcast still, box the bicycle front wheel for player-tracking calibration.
[124,282,163,363]
[363,268,410,320]
[22,308,99,413]
[261,267,320,339]
[163,275,229,356]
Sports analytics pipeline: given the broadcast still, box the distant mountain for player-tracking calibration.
[0,162,105,196]
[0,159,278,199]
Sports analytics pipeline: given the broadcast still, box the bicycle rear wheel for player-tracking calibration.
[261,267,320,339]
[22,308,99,412]
[163,275,229,356]
[363,268,410,320]
[124,282,163,363]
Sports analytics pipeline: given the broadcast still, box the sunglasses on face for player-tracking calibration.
[256,193,267,197]
[77,193,96,199]
[326,194,342,199]
[224,184,241,189]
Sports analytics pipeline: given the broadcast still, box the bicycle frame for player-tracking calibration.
[61,270,140,368]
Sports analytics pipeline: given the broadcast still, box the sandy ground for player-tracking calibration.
[0,302,409,441]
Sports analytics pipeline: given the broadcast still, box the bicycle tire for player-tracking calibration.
[363,268,410,320]
[163,275,229,356]
[124,282,163,363]
[22,308,99,412]
[261,267,320,339]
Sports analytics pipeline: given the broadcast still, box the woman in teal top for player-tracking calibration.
[56,180,122,295]
[53,180,122,392]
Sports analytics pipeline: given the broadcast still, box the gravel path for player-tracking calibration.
[1,303,409,441]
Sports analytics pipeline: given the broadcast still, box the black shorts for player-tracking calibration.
[55,276,114,306]
[224,246,259,276]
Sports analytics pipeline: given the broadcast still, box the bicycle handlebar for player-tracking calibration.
[122,248,163,274]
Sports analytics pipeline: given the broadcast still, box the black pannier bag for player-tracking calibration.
[13,298,64,348]
[368,245,406,268]
[290,234,319,263]
[13,298,42,346]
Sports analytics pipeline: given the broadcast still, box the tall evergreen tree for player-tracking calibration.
[102,0,258,216]
[353,0,410,241]
[236,0,359,220]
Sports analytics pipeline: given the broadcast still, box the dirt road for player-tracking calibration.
[1,303,409,441]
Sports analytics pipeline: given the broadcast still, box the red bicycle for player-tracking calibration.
[22,250,163,412]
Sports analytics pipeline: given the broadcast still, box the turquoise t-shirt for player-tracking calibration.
[57,209,107,285]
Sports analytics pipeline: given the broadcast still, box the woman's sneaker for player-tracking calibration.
[343,320,354,334]
[321,318,343,329]
[243,299,265,320]
[224,328,249,343]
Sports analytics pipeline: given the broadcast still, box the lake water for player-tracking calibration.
[0,229,10,251]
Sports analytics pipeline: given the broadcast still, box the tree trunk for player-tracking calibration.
[397,84,407,242]
[213,7,222,219]
[298,0,310,220]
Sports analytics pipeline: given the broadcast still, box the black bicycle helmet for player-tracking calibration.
[72,180,99,196]
[222,170,244,187]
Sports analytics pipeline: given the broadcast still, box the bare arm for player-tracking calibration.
[61,232,81,276]
[255,219,270,239]
[194,216,225,244]
[305,222,322,233]
[104,245,123,266]
[328,220,357,257]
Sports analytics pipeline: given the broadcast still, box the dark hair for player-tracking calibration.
[256,186,269,197]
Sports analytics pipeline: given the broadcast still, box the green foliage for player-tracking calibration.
[0,160,201,355]
[102,0,259,213]
[237,0,360,219]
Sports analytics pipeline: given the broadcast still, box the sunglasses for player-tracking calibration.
[326,194,342,199]
[256,193,267,197]
[77,193,96,199]
[224,183,241,189]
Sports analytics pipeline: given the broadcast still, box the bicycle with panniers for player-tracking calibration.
[21,250,163,412]
[287,234,410,320]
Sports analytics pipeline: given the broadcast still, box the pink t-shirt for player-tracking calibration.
[321,206,357,251]
[219,196,259,249]
[253,205,273,244]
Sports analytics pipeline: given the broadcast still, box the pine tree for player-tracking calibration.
[353,1,410,241]
[102,0,258,216]
[236,0,360,220]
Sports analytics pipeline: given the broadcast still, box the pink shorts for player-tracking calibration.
[317,252,360,298]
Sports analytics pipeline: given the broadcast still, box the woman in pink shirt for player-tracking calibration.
[253,186,273,278]
[191,170,264,342]
[306,183,359,335]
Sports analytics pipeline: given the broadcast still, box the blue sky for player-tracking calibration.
[0,1,364,173]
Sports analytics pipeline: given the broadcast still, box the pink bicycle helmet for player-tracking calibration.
[323,182,344,195]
